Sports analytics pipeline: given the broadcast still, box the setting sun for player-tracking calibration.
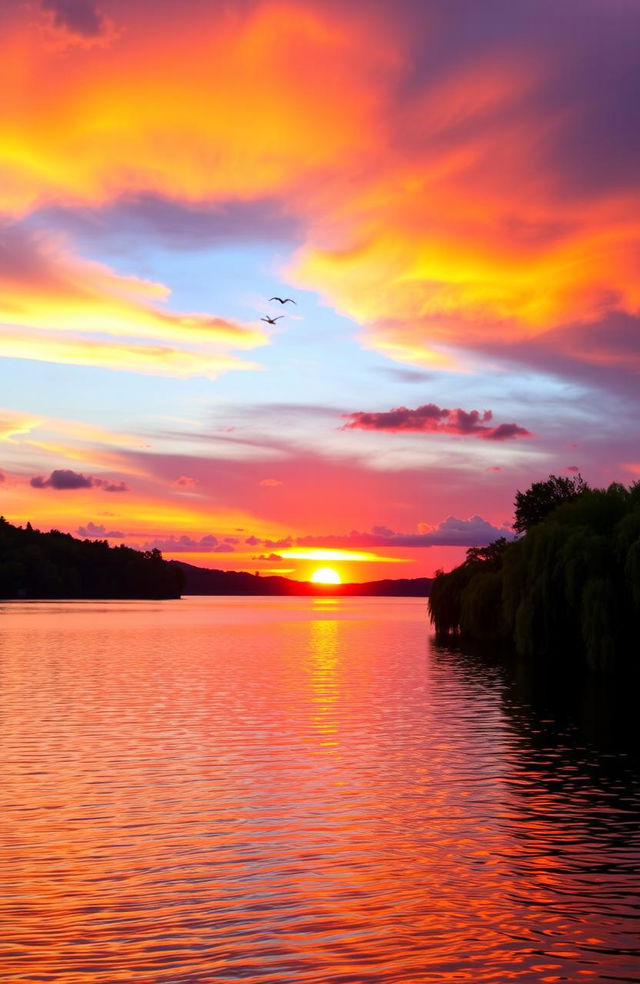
[310,567,342,584]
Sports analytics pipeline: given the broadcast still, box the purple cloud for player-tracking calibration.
[245,535,293,549]
[342,403,532,441]
[31,469,93,490]
[484,423,531,441]
[32,194,301,252]
[41,0,105,37]
[476,310,640,398]
[142,534,235,553]
[249,517,513,551]
[30,470,129,491]
[77,521,124,538]
[94,480,129,493]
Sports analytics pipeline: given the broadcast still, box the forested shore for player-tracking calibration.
[428,476,640,671]
[0,517,183,599]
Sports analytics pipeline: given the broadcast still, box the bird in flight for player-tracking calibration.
[269,296,296,305]
[261,315,284,325]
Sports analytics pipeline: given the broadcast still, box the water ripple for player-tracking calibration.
[0,597,638,983]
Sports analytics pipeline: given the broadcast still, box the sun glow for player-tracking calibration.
[310,567,342,584]
[281,548,406,563]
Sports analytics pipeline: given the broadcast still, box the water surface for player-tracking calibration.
[1,597,638,982]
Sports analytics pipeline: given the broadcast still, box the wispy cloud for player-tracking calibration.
[0,411,41,441]
[0,222,267,378]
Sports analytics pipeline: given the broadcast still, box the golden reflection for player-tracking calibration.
[308,616,340,742]
[312,596,342,610]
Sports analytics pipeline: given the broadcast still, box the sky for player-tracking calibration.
[1,0,639,583]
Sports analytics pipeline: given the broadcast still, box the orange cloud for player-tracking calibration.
[293,173,640,372]
[0,4,391,214]
[0,0,638,383]
[0,410,41,441]
[286,36,640,372]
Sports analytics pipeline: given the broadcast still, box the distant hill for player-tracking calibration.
[0,517,183,600]
[171,560,432,597]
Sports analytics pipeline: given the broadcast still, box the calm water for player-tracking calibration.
[0,597,638,983]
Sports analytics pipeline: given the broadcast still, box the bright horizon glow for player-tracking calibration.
[310,567,341,584]
[281,549,407,563]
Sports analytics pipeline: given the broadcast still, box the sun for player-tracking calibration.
[310,566,342,584]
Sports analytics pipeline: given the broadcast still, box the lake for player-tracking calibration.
[0,596,638,983]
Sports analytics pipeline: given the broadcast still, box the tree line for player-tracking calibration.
[428,475,640,671]
[0,517,183,599]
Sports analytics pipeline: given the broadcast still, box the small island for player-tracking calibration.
[428,475,640,672]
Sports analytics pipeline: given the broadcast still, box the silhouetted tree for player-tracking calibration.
[513,473,588,535]
[465,537,510,566]
[428,481,640,672]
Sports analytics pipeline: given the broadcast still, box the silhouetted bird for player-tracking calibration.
[261,315,284,325]
[269,296,296,304]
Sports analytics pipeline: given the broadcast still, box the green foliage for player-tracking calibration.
[428,535,509,639]
[513,473,588,535]
[460,571,505,640]
[428,479,640,672]
[0,517,183,599]
[428,563,476,636]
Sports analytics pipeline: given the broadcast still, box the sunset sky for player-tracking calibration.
[1,0,639,582]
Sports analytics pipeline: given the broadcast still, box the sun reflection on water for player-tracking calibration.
[309,617,340,743]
